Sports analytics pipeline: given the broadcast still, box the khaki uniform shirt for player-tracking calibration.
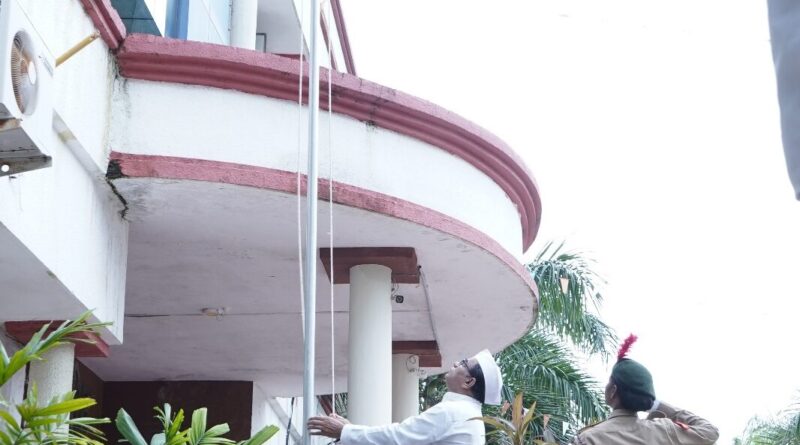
[572,408,719,445]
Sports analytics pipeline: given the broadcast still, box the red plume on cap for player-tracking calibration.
[617,334,638,361]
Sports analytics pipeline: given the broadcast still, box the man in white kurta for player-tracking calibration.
[308,349,503,445]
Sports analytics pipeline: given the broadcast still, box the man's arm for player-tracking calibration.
[340,405,452,445]
[648,401,719,445]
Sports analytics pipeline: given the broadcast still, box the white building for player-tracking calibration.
[0,0,542,442]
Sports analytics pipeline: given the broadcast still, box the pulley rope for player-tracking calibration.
[296,0,307,340]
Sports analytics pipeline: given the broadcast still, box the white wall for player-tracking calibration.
[0,0,129,342]
[18,0,117,170]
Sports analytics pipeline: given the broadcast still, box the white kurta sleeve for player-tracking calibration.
[339,404,451,445]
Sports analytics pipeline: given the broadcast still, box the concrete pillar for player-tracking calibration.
[347,264,392,425]
[28,343,75,403]
[392,354,420,422]
[230,0,258,49]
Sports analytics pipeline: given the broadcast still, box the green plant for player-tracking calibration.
[528,241,617,359]
[473,393,558,445]
[0,311,112,445]
[115,404,279,445]
[742,394,800,445]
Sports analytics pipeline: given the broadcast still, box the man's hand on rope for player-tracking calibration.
[308,413,350,439]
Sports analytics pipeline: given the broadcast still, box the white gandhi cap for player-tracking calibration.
[473,349,503,405]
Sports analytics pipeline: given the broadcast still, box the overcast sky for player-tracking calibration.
[340,0,800,442]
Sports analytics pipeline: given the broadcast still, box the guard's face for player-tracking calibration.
[445,357,478,392]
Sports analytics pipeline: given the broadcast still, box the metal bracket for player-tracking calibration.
[0,119,52,177]
[0,155,52,177]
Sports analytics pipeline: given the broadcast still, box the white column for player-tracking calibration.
[28,343,75,403]
[392,354,420,422]
[230,0,259,50]
[347,264,392,425]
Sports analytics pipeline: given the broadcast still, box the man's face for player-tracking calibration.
[445,357,478,393]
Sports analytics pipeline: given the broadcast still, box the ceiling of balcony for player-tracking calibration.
[81,176,535,396]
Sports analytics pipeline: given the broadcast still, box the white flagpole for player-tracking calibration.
[302,0,321,443]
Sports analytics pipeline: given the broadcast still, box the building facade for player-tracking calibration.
[0,0,542,442]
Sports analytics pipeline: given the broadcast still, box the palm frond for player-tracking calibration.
[743,393,800,445]
[527,241,617,359]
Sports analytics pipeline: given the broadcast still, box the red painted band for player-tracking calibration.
[78,0,126,50]
[109,152,538,304]
[116,34,541,249]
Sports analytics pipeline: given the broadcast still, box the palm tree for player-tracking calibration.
[527,241,616,358]
[742,395,800,445]
[421,241,616,443]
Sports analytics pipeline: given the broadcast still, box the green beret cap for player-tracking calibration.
[611,359,655,400]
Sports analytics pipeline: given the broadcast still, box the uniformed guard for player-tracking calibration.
[572,335,719,445]
[307,349,503,444]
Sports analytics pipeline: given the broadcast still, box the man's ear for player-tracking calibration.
[462,376,476,390]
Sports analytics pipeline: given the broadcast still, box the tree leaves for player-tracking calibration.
[742,393,800,445]
[235,425,278,445]
[116,409,148,445]
[494,332,607,443]
[2,388,109,445]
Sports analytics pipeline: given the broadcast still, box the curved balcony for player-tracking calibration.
[81,33,542,397]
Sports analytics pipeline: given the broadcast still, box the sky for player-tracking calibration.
[340,1,800,442]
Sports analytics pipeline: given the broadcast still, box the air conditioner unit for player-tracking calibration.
[0,0,54,177]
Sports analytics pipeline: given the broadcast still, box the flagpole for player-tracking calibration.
[302,0,321,443]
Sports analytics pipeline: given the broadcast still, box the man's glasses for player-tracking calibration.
[459,358,472,376]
